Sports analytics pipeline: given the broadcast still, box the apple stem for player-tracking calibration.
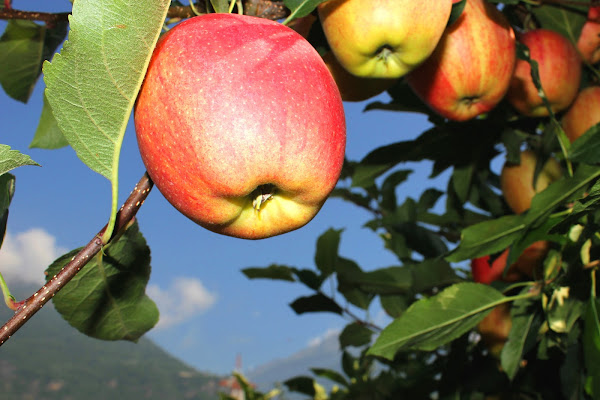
[252,184,275,211]
[0,172,154,347]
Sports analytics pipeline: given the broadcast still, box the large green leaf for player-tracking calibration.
[314,228,342,277]
[46,222,159,341]
[0,19,67,103]
[43,0,170,238]
[367,283,505,360]
[0,144,40,175]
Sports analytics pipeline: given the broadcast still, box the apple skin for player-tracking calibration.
[500,150,563,215]
[471,240,548,284]
[561,86,600,143]
[406,0,516,121]
[471,249,522,285]
[317,0,452,79]
[322,51,397,102]
[577,7,600,65]
[506,29,582,117]
[134,14,346,240]
[478,303,512,358]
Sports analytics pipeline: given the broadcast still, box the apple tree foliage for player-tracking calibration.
[1,0,600,399]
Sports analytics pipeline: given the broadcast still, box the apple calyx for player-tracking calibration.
[251,184,276,211]
[375,45,395,64]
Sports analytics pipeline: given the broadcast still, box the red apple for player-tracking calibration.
[317,0,453,79]
[470,240,548,284]
[134,14,346,239]
[561,86,600,143]
[471,249,522,285]
[406,0,516,121]
[322,51,397,102]
[478,303,512,358]
[577,6,600,64]
[500,150,563,215]
[506,29,582,117]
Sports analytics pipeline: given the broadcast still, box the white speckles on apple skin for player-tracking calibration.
[134,14,345,239]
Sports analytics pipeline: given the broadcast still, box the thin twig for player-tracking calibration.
[0,172,154,346]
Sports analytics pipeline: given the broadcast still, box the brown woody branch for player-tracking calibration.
[0,0,288,24]
[0,172,154,347]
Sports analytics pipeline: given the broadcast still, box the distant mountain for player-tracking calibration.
[0,285,223,400]
[247,333,342,394]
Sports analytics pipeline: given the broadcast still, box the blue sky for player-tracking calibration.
[0,12,449,374]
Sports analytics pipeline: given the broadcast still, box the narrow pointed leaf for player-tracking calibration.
[283,0,326,19]
[0,145,40,175]
[242,264,296,282]
[0,173,15,249]
[46,222,159,341]
[368,283,505,360]
[339,321,373,348]
[290,293,343,315]
[314,228,342,277]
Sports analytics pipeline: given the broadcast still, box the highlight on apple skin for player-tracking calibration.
[506,29,582,117]
[406,0,516,121]
[317,0,453,79]
[134,13,346,240]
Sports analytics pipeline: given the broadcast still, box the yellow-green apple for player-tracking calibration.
[317,0,453,79]
[500,150,563,215]
[577,6,600,64]
[561,86,600,143]
[478,303,512,358]
[134,14,346,240]
[506,29,582,117]
[322,51,397,102]
[406,0,516,121]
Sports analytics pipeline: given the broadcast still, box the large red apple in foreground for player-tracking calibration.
[134,14,346,239]
[562,86,600,143]
[506,29,582,117]
[406,0,516,121]
[318,0,452,79]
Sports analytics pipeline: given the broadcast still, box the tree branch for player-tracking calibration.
[0,172,154,346]
[0,0,289,23]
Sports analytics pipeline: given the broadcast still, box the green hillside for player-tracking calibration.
[0,286,222,400]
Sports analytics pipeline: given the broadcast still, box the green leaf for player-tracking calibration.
[43,0,170,237]
[531,3,587,44]
[339,322,373,349]
[0,144,40,175]
[568,123,600,163]
[210,0,230,13]
[314,228,342,277]
[310,367,349,387]
[46,222,159,341]
[408,258,461,294]
[283,0,326,20]
[242,264,296,282]
[0,20,67,103]
[367,283,505,360]
[351,163,395,189]
[30,93,69,149]
[380,295,408,318]
[0,173,15,249]
[500,296,543,380]
[289,293,343,315]
[446,214,526,262]
[380,169,412,212]
[583,297,600,396]
[284,376,316,396]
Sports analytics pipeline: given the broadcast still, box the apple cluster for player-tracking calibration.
[315,0,598,125]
